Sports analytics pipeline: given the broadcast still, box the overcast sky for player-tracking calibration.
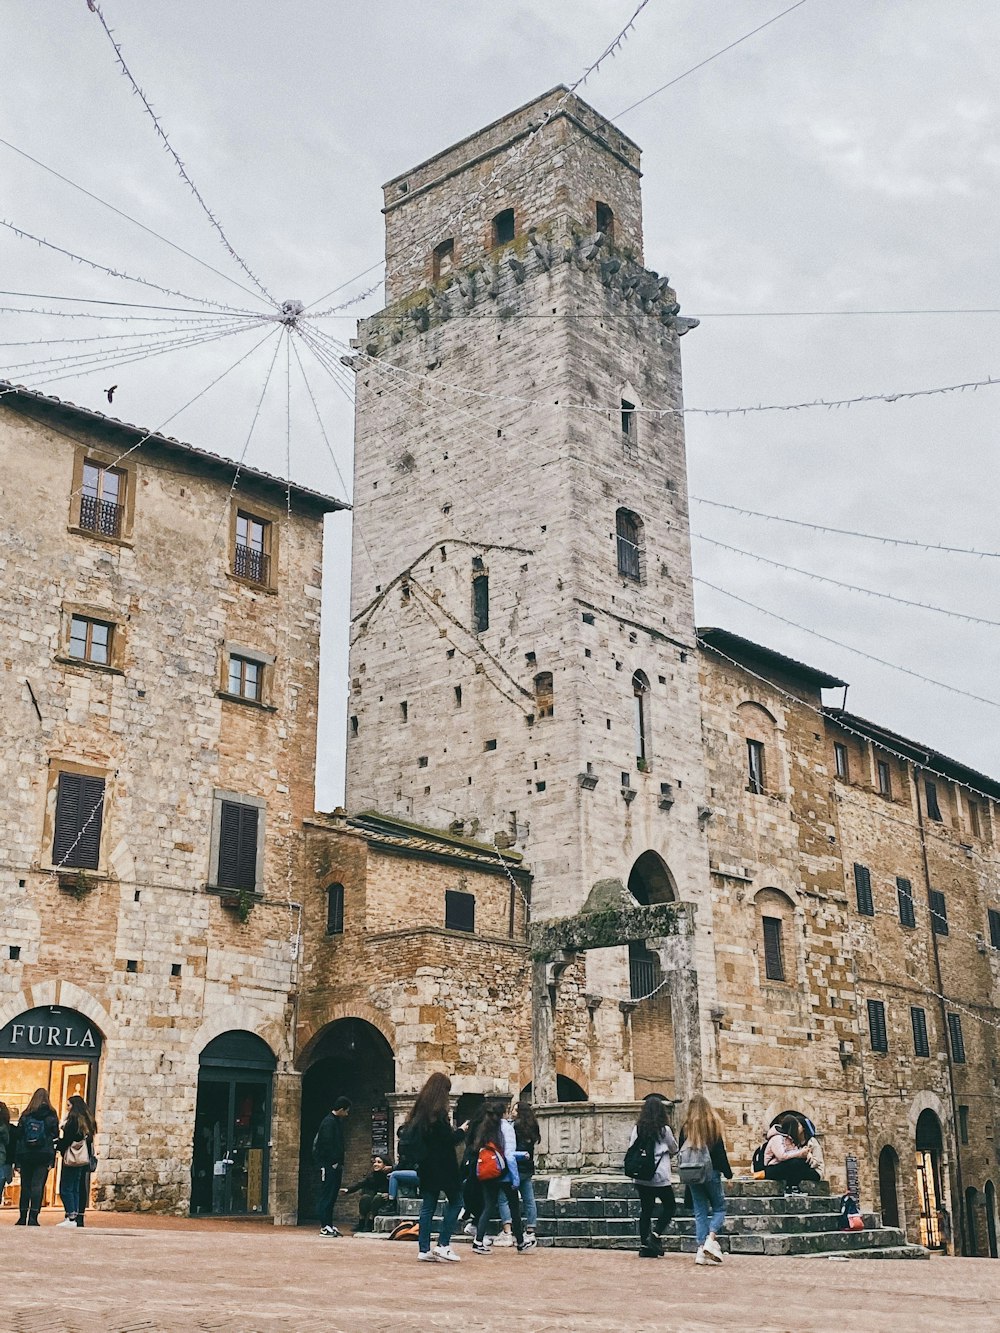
[4,1,998,807]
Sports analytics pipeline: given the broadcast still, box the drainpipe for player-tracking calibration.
[914,763,967,1255]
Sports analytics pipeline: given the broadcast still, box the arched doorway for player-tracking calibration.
[915,1109,944,1249]
[518,1075,588,1103]
[966,1186,981,1257]
[985,1180,998,1258]
[0,1005,103,1214]
[878,1146,901,1228]
[191,1031,276,1216]
[627,850,677,905]
[298,1018,395,1222]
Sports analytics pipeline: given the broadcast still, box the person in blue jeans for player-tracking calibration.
[57,1095,96,1227]
[496,1100,541,1244]
[678,1093,733,1265]
[404,1072,469,1262]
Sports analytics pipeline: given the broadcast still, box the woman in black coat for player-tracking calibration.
[14,1088,60,1226]
[402,1072,467,1262]
[58,1095,97,1227]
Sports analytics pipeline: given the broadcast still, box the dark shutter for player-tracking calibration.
[911,1006,929,1057]
[217,800,259,890]
[53,772,105,870]
[762,916,785,981]
[854,863,874,917]
[472,574,489,633]
[948,1013,966,1063]
[988,908,1000,950]
[326,883,344,935]
[930,889,948,935]
[445,890,475,933]
[867,999,888,1053]
[924,780,942,821]
[896,877,916,928]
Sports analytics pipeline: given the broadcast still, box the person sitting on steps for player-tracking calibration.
[341,1155,393,1232]
[763,1115,822,1187]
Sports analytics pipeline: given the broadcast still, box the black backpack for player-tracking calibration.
[397,1120,426,1168]
[751,1141,766,1173]
[20,1115,48,1153]
[624,1135,663,1182]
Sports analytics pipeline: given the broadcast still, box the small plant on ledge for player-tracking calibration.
[59,870,96,900]
[637,758,650,774]
[221,887,257,923]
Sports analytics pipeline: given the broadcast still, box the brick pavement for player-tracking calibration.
[0,1215,994,1333]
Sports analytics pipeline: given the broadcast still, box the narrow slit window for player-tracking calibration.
[615,508,642,581]
[632,671,650,764]
[472,570,489,633]
[834,742,849,779]
[988,907,1000,950]
[924,779,943,821]
[747,740,766,795]
[762,916,785,981]
[968,800,982,838]
[596,201,615,241]
[432,238,454,281]
[534,671,554,718]
[326,882,344,935]
[877,760,892,798]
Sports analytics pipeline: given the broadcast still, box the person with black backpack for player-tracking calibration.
[624,1093,678,1258]
[13,1088,59,1226]
[402,1072,469,1263]
[677,1094,732,1266]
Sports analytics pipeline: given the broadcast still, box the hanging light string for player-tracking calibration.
[692,532,1000,629]
[696,579,1000,711]
[0,318,252,346]
[84,0,277,307]
[0,136,268,307]
[2,315,260,378]
[0,219,260,316]
[690,498,1000,560]
[0,288,264,316]
[287,330,352,504]
[0,304,244,326]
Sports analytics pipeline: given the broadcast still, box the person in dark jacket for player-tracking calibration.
[313,1096,351,1236]
[13,1088,60,1226]
[57,1095,97,1227]
[0,1102,11,1207]
[678,1094,733,1266]
[404,1072,468,1262]
[341,1155,392,1232]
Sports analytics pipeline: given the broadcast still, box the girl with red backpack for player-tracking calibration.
[472,1102,532,1255]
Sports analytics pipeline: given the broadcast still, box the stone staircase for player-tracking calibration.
[375,1176,928,1259]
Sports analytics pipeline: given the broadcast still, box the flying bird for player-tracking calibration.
[105,386,117,404]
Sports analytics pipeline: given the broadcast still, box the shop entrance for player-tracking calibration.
[915,1109,945,1250]
[0,1005,102,1213]
[190,1031,275,1217]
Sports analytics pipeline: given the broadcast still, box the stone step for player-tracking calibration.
[539,1176,831,1201]
[797,1245,930,1261]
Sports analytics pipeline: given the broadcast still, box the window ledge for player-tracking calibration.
[227,571,277,595]
[216,690,277,712]
[205,884,264,902]
[67,524,133,549]
[55,654,124,677]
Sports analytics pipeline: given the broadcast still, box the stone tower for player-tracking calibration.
[346,88,713,945]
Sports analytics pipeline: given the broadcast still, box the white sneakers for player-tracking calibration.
[433,1245,461,1262]
[703,1235,723,1263]
[492,1230,515,1247]
[695,1247,708,1265]
[417,1250,438,1262]
[56,1218,78,1228]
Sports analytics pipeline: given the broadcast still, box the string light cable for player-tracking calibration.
[85,0,277,307]
[690,498,1000,560]
[0,289,266,317]
[692,532,1000,628]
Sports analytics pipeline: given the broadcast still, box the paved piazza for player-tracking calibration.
[0,1214,994,1332]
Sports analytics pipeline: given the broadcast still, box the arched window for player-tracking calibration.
[755,888,795,984]
[632,670,650,765]
[432,238,454,281]
[627,850,677,905]
[738,701,778,796]
[326,883,344,935]
[596,201,615,241]
[616,508,643,581]
[534,672,554,718]
[491,208,515,247]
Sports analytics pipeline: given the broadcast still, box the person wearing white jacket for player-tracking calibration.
[628,1094,679,1258]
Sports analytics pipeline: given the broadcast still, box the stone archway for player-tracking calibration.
[878,1145,902,1229]
[627,851,677,906]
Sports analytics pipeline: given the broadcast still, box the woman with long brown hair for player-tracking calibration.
[402,1072,468,1263]
[0,1102,12,1206]
[678,1093,733,1265]
[58,1094,97,1227]
[13,1088,59,1226]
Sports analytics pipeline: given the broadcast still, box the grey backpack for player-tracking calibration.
[676,1141,712,1185]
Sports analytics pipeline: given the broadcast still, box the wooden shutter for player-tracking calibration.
[896,877,916,928]
[762,916,785,981]
[948,1013,966,1063]
[854,863,874,916]
[217,801,259,890]
[930,889,948,935]
[867,999,888,1053]
[988,908,1000,950]
[445,890,475,933]
[910,1006,929,1057]
[53,772,105,870]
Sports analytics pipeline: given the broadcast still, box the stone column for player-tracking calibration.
[531,957,558,1105]
[666,966,703,1104]
[270,1068,302,1225]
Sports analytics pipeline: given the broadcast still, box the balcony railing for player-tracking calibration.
[79,493,123,538]
[233,543,270,585]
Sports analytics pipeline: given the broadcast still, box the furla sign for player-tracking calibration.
[0,1006,102,1059]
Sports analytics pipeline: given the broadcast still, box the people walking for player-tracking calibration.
[0,1103,11,1208]
[13,1088,59,1226]
[404,1072,468,1263]
[626,1093,679,1258]
[58,1095,97,1227]
[313,1096,352,1236]
[763,1115,821,1187]
[497,1100,542,1245]
[678,1094,732,1266]
[472,1101,531,1255]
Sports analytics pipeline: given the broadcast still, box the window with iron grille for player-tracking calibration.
[762,916,785,981]
[988,908,1000,950]
[628,941,661,999]
[867,999,888,1053]
[68,614,113,666]
[79,460,124,538]
[747,739,766,795]
[326,883,344,935]
[854,863,874,916]
[53,772,105,870]
[929,889,948,935]
[445,890,475,933]
[216,799,260,891]
[615,509,642,581]
[948,1013,966,1063]
[924,779,943,821]
[911,1006,929,1057]
[234,511,271,585]
[227,653,262,701]
[896,877,916,928]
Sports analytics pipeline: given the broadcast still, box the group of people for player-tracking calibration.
[0,1089,98,1227]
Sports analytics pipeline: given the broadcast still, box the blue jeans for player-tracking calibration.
[418,1188,461,1253]
[498,1175,537,1228]
[60,1164,88,1217]
[689,1171,726,1246]
[389,1169,419,1201]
